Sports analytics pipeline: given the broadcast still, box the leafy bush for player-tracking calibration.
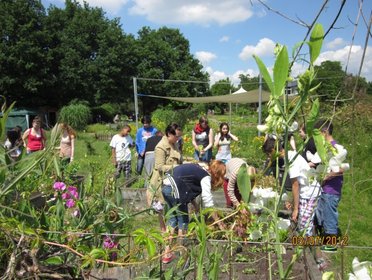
[59,103,92,130]
[151,106,198,131]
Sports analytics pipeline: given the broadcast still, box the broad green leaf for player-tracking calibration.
[273,46,289,98]
[150,231,164,244]
[237,165,251,204]
[309,23,324,64]
[313,129,327,163]
[253,55,274,94]
[44,256,64,265]
[146,238,156,257]
[306,98,320,136]
[89,248,107,259]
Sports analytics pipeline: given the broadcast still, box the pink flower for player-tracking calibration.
[53,182,66,192]
[65,199,76,208]
[67,186,79,199]
[62,192,71,200]
[103,236,118,249]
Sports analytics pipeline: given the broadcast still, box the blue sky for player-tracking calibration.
[41,0,372,85]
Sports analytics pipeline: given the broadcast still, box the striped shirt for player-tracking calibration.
[225,158,248,206]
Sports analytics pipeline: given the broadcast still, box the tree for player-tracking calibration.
[210,78,234,114]
[314,60,345,101]
[135,27,209,113]
[44,0,137,107]
[0,0,49,106]
[239,74,270,92]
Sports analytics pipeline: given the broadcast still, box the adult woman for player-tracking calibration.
[161,160,226,263]
[59,123,76,163]
[192,116,213,163]
[224,158,256,208]
[214,122,238,163]
[147,123,182,208]
[22,116,47,154]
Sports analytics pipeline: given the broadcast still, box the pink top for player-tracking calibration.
[27,128,44,151]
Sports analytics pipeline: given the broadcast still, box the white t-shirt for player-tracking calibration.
[288,151,321,199]
[110,134,133,162]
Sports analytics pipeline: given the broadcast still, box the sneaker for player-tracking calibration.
[320,245,337,253]
[162,253,176,264]
[152,201,163,212]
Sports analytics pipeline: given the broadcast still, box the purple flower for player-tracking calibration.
[62,192,71,200]
[103,236,117,249]
[65,199,76,208]
[53,182,66,192]
[67,186,79,199]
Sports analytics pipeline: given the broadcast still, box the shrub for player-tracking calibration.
[59,103,92,130]
[151,106,199,132]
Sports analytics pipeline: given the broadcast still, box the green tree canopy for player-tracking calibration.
[135,26,209,113]
[0,0,49,106]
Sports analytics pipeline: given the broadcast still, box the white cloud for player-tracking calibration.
[239,38,276,60]
[316,45,372,81]
[129,0,253,26]
[205,67,260,86]
[205,67,228,85]
[230,69,258,86]
[219,36,229,43]
[75,0,129,14]
[195,51,217,65]
[326,38,347,50]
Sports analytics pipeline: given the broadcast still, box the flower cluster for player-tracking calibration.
[103,236,118,250]
[53,182,79,209]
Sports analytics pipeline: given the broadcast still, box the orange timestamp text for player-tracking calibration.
[291,235,349,246]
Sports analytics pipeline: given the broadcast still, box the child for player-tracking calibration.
[314,119,347,252]
[214,122,238,163]
[262,135,321,236]
[110,125,134,179]
[135,115,157,174]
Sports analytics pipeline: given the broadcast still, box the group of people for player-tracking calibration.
[192,116,239,163]
[263,119,346,265]
[4,116,76,165]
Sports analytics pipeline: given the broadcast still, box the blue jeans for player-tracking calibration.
[315,193,341,235]
[136,154,144,174]
[193,149,212,163]
[161,185,189,231]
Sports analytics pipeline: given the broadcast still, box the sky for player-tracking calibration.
[41,0,372,85]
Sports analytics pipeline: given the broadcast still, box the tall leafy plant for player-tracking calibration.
[253,23,324,279]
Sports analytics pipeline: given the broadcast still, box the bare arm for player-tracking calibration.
[192,130,198,150]
[111,148,116,165]
[229,133,239,142]
[291,178,299,222]
[203,128,214,152]
[214,133,220,148]
[70,136,75,162]
[42,129,47,148]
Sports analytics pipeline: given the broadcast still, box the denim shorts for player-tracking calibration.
[161,185,189,231]
[315,193,341,235]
